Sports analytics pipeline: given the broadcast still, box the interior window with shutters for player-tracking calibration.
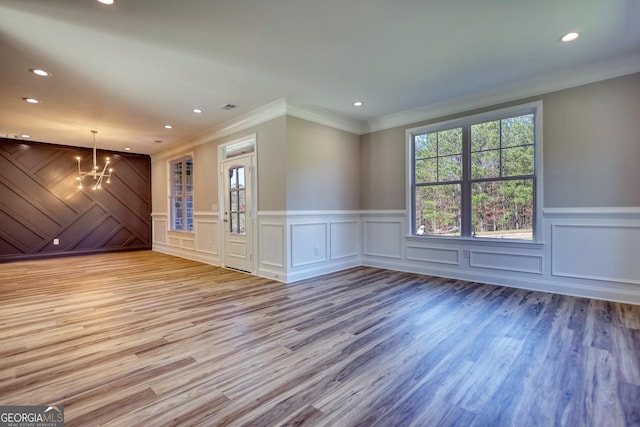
[410,103,539,240]
[169,157,193,232]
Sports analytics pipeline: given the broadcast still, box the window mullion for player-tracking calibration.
[461,125,471,237]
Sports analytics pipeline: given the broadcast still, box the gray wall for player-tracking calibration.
[152,115,287,213]
[542,73,640,207]
[360,72,640,210]
[286,116,361,210]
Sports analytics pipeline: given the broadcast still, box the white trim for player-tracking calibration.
[154,208,640,304]
[167,154,195,233]
[286,101,364,135]
[151,99,364,162]
[257,210,404,217]
[153,244,220,267]
[406,101,543,242]
[405,101,539,136]
[329,220,360,260]
[550,223,640,285]
[405,245,460,265]
[365,52,640,133]
[361,256,640,305]
[468,250,544,274]
[543,207,640,218]
[219,147,257,274]
[152,100,285,162]
[193,211,218,217]
[148,53,640,164]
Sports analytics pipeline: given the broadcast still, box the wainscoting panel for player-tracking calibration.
[0,138,151,262]
[363,219,403,259]
[153,212,220,266]
[152,216,167,245]
[551,223,640,285]
[257,211,361,283]
[469,250,543,274]
[155,206,640,304]
[330,221,359,260]
[193,212,220,257]
[259,221,286,271]
[406,245,459,265]
[291,223,327,268]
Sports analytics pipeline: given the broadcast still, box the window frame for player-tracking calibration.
[406,101,543,243]
[168,155,194,232]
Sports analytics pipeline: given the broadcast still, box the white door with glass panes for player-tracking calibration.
[222,156,253,273]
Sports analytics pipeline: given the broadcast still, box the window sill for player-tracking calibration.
[405,234,544,249]
[168,230,195,235]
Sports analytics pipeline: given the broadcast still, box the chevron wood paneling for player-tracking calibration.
[0,138,151,262]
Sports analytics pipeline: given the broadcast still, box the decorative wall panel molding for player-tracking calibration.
[330,221,359,260]
[363,219,403,259]
[0,138,151,262]
[291,223,328,267]
[259,222,286,269]
[155,205,640,304]
[406,245,459,265]
[469,250,543,274]
[551,224,640,285]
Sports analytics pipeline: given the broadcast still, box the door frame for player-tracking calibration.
[218,135,258,274]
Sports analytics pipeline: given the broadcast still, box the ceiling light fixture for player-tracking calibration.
[97,0,114,5]
[124,147,132,151]
[353,101,364,107]
[193,108,203,114]
[221,104,237,110]
[560,32,580,42]
[23,97,39,104]
[29,68,50,77]
[164,124,173,129]
[76,130,113,190]
[21,134,31,138]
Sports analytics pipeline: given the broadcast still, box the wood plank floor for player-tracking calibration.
[0,251,638,426]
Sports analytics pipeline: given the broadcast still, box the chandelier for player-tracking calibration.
[76,130,113,190]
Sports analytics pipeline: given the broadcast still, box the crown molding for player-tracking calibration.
[285,101,364,135]
[153,51,640,162]
[152,98,365,161]
[364,52,640,134]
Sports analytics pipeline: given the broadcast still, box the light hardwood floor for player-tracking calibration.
[0,251,638,426]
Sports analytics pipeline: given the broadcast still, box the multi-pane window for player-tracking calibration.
[411,104,538,240]
[169,157,193,232]
[227,166,246,234]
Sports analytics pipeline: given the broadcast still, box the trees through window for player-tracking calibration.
[410,104,539,240]
[170,157,194,232]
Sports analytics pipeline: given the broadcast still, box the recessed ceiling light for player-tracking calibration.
[29,68,50,77]
[97,0,114,4]
[164,124,173,129]
[221,104,237,110]
[193,108,203,114]
[154,140,163,144]
[23,97,39,104]
[560,32,580,42]
[353,101,364,107]
[124,147,131,151]
[21,134,31,138]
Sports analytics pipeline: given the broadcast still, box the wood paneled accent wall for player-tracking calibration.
[0,138,151,262]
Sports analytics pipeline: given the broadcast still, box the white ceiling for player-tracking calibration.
[1,0,639,154]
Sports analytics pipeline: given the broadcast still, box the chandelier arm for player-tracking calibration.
[76,130,114,190]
